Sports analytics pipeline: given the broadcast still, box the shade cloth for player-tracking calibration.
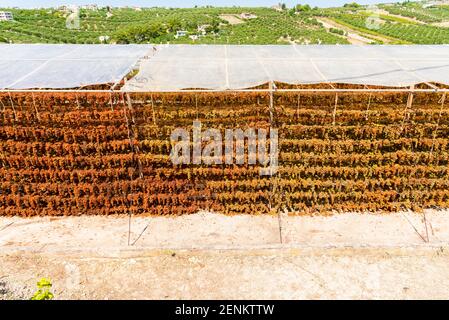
[0,44,152,89]
[122,44,449,91]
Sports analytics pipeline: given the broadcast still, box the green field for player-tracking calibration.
[380,2,449,23]
[0,1,448,45]
[327,10,449,44]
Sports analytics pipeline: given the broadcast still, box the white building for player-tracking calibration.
[81,4,98,10]
[197,24,210,35]
[175,30,188,39]
[240,13,257,19]
[98,35,110,43]
[0,11,13,21]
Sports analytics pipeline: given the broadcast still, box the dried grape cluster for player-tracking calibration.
[0,91,448,216]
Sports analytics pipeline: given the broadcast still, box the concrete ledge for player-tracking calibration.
[1,211,449,299]
[1,210,448,252]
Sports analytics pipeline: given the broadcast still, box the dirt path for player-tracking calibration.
[219,14,244,25]
[432,21,449,28]
[317,17,375,44]
[318,17,396,44]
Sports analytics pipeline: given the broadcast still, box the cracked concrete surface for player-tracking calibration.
[1,210,448,299]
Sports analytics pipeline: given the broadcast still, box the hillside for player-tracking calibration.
[1,1,449,45]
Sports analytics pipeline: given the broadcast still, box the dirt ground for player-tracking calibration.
[318,17,395,44]
[1,247,449,300]
[317,18,374,44]
[432,21,449,28]
[219,14,244,25]
[1,211,449,299]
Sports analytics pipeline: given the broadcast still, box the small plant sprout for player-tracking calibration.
[31,278,54,300]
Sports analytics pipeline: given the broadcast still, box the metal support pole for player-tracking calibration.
[31,92,40,121]
[296,92,301,120]
[400,85,415,132]
[332,93,338,126]
[109,91,114,111]
[365,93,373,121]
[7,91,17,121]
[430,92,446,160]
[269,81,274,123]
[150,93,156,125]
[1,88,449,94]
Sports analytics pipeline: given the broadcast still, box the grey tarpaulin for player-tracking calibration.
[122,44,449,91]
[0,44,152,89]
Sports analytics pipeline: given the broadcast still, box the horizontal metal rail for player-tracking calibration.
[0,88,448,93]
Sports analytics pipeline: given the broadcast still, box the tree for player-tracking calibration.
[295,4,312,12]
[206,20,220,34]
[113,22,166,44]
[167,17,181,32]
[343,2,361,8]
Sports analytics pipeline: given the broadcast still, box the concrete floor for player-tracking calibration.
[1,210,449,299]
